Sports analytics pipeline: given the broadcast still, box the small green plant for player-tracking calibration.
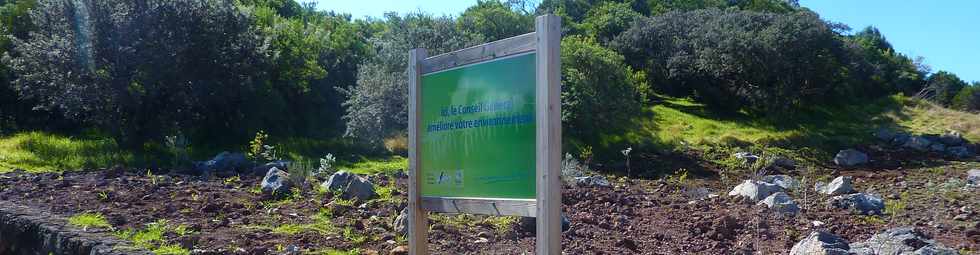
[114,219,189,255]
[164,132,190,169]
[580,145,594,166]
[668,168,689,185]
[885,192,909,220]
[68,212,112,230]
[342,227,367,245]
[314,153,337,178]
[247,130,277,162]
[621,147,633,179]
[97,190,110,201]
[223,175,241,186]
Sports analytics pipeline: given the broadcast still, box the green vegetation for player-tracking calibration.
[68,212,112,230]
[339,156,407,175]
[0,132,129,173]
[113,219,191,255]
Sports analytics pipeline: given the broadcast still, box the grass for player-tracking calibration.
[113,219,191,255]
[338,156,407,175]
[68,212,112,230]
[0,131,131,173]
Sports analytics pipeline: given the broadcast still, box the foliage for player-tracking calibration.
[0,131,129,172]
[458,0,533,42]
[952,84,980,112]
[314,153,337,177]
[918,71,968,106]
[341,12,479,147]
[581,2,641,43]
[68,212,111,230]
[341,156,406,175]
[614,9,851,115]
[846,26,927,97]
[561,35,646,140]
[164,132,190,168]
[248,130,276,162]
[114,219,190,255]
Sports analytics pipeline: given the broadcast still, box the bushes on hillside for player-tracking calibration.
[614,9,848,114]
[952,84,980,112]
[561,36,647,141]
[917,71,968,107]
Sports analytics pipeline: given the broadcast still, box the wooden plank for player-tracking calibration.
[407,48,429,255]
[535,14,562,255]
[420,197,537,217]
[422,32,536,74]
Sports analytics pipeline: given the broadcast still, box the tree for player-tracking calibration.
[917,71,967,106]
[614,9,847,114]
[5,0,267,148]
[561,35,646,140]
[341,13,480,147]
[951,82,979,112]
[581,2,641,43]
[458,0,533,42]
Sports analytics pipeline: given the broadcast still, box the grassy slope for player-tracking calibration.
[2,95,976,174]
[597,95,979,164]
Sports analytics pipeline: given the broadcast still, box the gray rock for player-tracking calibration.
[519,214,571,233]
[191,152,250,176]
[938,131,965,146]
[260,167,293,196]
[967,169,980,188]
[772,157,798,169]
[761,175,799,189]
[728,180,784,202]
[929,143,946,153]
[946,146,975,158]
[834,149,869,167]
[874,128,898,142]
[789,231,851,255]
[393,208,408,236]
[757,192,800,215]
[321,171,378,201]
[850,227,957,255]
[685,187,712,200]
[251,160,290,176]
[903,136,933,151]
[820,176,855,195]
[892,133,912,146]
[829,193,884,215]
[573,176,611,188]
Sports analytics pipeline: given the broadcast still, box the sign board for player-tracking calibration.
[407,15,562,255]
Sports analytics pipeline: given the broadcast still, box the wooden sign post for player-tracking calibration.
[407,14,562,255]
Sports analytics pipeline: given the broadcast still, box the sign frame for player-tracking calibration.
[407,15,561,255]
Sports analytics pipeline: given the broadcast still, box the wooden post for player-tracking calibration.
[535,14,561,255]
[408,48,428,255]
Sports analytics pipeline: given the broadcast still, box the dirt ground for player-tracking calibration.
[0,149,977,254]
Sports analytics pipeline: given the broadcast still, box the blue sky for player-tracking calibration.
[310,0,978,83]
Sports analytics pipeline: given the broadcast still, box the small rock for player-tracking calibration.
[616,238,638,251]
[761,175,799,189]
[812,221,825,227]
[518,215,571,233]
[393,208,408,236]
[573,176,611,188]
[834,149,868,167]
[476,231,492,239]
[789,231,851,255]
[391,246,409,255]
[829,193,884,215]
[953,214,969,221]
[968,169,980,187]
[728,180,784,202]
[757,192,800,216]
[473,237,489,244]
[772,157,798,169]
[819,176,855,195]
[903,136,933,151]
[260,167,293,197]
[850,227,957,255]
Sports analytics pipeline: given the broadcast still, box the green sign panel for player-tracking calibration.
[420,53,536,199]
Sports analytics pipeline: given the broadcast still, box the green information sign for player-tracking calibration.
[419,53,536,199]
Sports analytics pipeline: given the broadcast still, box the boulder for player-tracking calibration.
[938,131,965,146]
[873,128,898,142]
[393,208,408,236]
[321,171,378,201]
[191,152,250,176]
[967,169,980,188]
[728,180,783,202]
[251,161,290,176]
[757,192,800,215]
[903,136,933,151]
[929,143,946,153]
[946,146,975,158]
[818,176,855,195]
[891,133,912,146]
[829,193,885,215]
[573,176,611,188]
[761,175,799,190]
[850,227,957,255]
[789,231,851,255]
[260,167,293,196]
[834,149,868,167]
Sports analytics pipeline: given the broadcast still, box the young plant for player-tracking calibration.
[247,130,278,162]
[621,147,633,184]
[164,132,190,169]
[68,212,112,231]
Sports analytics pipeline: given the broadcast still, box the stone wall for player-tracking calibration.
[0,201,149,255]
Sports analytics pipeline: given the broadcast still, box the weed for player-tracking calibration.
[223,175,241,186]
[621,147,633,179]
[342,227,367,245]
[483,216,519,236]
[857,215,887,225]
[885,192,909,220]
[113,219,189,255]
[97,190,110,201]
[342,156,406,175]
[68,212,112,230]
[248,130,278,162]
[164,132,190,169]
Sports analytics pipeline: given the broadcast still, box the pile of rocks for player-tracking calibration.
[728,175,801,216]
[875,129,977,158]
[814,176,885,215]
[790,227,958,255]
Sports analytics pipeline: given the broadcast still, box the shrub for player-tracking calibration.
[561,35,646,140]
[951,84,979,112]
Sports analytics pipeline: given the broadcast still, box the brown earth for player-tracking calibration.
[0,150,977,254]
